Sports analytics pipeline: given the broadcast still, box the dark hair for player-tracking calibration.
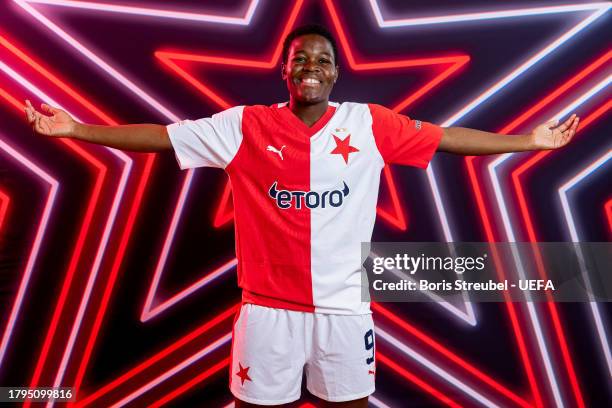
[282,24,338,65]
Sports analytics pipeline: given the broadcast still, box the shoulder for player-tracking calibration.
[241,103,289,115]
[210,105,274,124]
[241,104,282,121]
[333,101,386,116]
[331,101,372,115]
[210,105,246,121]
[365,103,392,116]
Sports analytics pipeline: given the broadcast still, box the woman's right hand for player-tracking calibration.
[25,99,77,137]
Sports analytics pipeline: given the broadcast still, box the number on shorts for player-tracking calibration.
[364,329,375,364]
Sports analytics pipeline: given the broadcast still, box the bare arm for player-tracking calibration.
[25,100,172,152]
[437,114,579,155]
[71,122,171,152]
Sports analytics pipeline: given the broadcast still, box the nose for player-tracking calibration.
[303,59,321,72]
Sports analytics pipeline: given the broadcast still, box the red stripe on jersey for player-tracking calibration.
[227,105,335,312]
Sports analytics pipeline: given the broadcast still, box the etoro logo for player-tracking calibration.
[268,181,350,209]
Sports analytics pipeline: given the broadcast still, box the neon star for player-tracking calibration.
[236,363,252,385]
[330,134,359,164]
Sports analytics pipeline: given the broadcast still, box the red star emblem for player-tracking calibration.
[236,362,252,385]
[330,134,359,164]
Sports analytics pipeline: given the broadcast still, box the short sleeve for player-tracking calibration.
[368,104,442,168]
[167,105,244,169]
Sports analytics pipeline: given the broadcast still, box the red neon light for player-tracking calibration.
[28,143,105,388]
[0,35,114,397]
[149,358,229,408]
[510,100,610,408]
[142,257,237,322]
[75,304,238,407]
[501,50,611,135]
[377,352,461,408]
[512,96,610,223]
[465,50,611,239]
[464,51,611,408]
[71,151,155,395]
[463,170,545,406]
[324,0,470,113]
[0,86,25,110]
[458,154,544,405]
[606,198,612,235]
[0,33,156,405]
[0,190,9,232]
[0,36,157,402]
[373,303,531,408]
[0,35,115,124]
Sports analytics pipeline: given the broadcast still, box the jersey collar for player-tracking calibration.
[277,102,337,138]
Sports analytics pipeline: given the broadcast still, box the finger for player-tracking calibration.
[563,118,579,145]
[37,116,52,135]
[34,114,43,134]
[41,103,60,115]
[32,110,42,122]
[24,106,35,123]
[556,114,576,132]
[571,117,580,135]
[545,118,559,128]
[564,117,579,134]
[25,100,41,119]
[26,109,36,124]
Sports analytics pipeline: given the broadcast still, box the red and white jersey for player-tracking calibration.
[168,102,442,314]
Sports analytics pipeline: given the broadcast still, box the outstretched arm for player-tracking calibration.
[437,114,579,155]
[24,100,172,152]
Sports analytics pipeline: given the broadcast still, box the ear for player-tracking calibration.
[334,65,339,83]
[281,63,287,80]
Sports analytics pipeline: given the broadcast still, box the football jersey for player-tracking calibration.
[167,102,442,314]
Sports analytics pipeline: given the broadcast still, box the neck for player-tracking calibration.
[288,98,329,127]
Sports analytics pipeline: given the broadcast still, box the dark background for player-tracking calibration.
[0,0,610,406]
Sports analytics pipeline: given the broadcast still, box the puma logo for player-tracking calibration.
[266,145,286,160]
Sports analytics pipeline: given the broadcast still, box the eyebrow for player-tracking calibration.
[293,50,332,57]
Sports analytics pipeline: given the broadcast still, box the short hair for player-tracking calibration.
[282,24,339,65]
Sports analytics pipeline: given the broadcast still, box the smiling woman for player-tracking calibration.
[281,25,339,127]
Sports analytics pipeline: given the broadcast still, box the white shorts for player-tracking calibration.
[229,304,376,405]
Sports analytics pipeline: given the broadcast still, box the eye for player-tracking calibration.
[319,58,331,64]
[293,56,306,63]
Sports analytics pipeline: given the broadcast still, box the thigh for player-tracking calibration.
[306,314,375,402]
[230,304,306,405]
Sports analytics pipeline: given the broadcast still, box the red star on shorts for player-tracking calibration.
[236,362,252,385]
[330,134,359,164]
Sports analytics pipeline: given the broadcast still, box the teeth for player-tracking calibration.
[302,78,320,84]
